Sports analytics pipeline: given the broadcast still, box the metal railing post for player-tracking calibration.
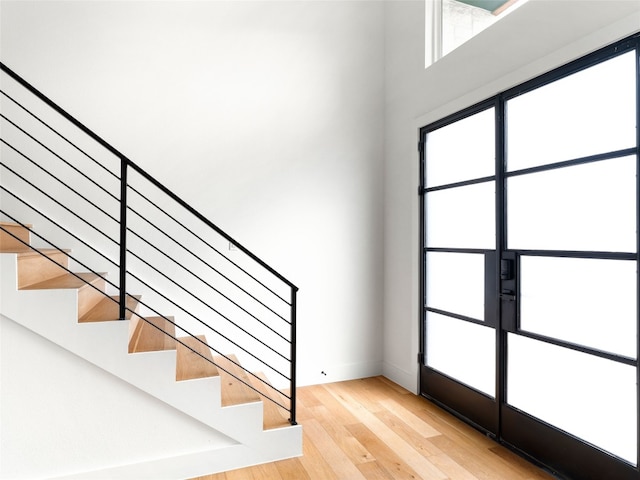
[290,287,298,425]
[119,158,128,320]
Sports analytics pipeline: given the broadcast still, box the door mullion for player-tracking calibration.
[634,41,640,471]
[495,95,506,441]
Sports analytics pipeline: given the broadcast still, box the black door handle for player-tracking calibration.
[500,289,516,301]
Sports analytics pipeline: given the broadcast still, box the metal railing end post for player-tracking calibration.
[119,158,128,320]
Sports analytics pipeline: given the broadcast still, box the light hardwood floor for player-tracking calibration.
[193,376,555,480]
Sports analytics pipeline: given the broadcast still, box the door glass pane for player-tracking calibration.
[427,181,495,249]
[508,334,637,465]
[426,311,495,397]
[520,256,637,358]
[426,252,484,320]
[507,156,636,252]
[426,107,495,187]
[507,51,636,171]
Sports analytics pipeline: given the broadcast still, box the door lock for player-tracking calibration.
[501,259,514,280]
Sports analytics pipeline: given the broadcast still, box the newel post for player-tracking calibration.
[290,287,298,425]
[119,158,128,320]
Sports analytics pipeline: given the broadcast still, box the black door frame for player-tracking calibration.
[419,33,640,480]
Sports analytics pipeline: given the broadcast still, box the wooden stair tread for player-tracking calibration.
[15,248,71,258]
[0,222,32,251]
[176,335,219,381]
[249,371,292,430]
[79,295,140,323]
[129,316,176,353]
[16,249,72,289]
[22,272,106,290]
[0,246,33,253]
[215,354,261,407]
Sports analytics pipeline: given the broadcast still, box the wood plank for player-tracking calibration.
[374,409,445,458]
[224,468,256,480]
[128,316,176,353]
[429,434,526,480]
[373,377,498,452]
[329,382,449,479]
[307,403,374,465]
[22,271,101,290]
[78,295,140,323]
[248,371,292,430]
[378,397,442,439]
[356,460,395,480]
[300,419,365,480]
[304,384,361,427]
[215,354,260,406]
[249,461,284,480]
[192,376,555,480]
[17,249,70,288]
[346,422,427,480]
[274,458,310,480]
[0,222,31,251]
[22,271,107,319]
[372,403,480,480]
[191,473,227,480]
[176,335,219,381]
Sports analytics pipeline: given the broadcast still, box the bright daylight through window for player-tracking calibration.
[427,0,527,65]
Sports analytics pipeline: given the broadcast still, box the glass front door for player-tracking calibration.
[420,105,500,434]
[419,36,639,480]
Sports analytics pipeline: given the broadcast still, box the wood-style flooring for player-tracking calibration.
[193,376,555,480]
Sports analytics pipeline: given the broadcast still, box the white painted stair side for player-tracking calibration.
[0,252,302,478]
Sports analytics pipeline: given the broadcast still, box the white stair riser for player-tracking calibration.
[1,252,302,454]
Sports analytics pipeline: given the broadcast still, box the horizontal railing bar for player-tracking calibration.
[126,269,291,382]
[1,61,297,291]
[0,156,119,246]
[151,320,291,411]
[0,113,119,203]
[126,169,298,291]
[0,140,119,226]
[187,332,291,407]
[127,218,289,328]
[0,90,119,180]
[126,245,292,358]
[127,186,291,305]
[0,188,119,269]
[129,203,290,323]
[131,295,292,403]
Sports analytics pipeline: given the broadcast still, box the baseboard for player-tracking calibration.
[382,360,418,394]
[49,441,302,480]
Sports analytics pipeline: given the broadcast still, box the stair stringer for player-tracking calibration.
[0,253,303,473]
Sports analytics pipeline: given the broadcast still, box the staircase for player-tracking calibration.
[0,61,301,479]
[0,221,301,478]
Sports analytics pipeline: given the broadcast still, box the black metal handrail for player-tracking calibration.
[0,61,298,424]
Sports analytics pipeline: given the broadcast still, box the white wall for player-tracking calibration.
[0,315,234,479]
[0,0,386,386]
[382,0,640,392]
